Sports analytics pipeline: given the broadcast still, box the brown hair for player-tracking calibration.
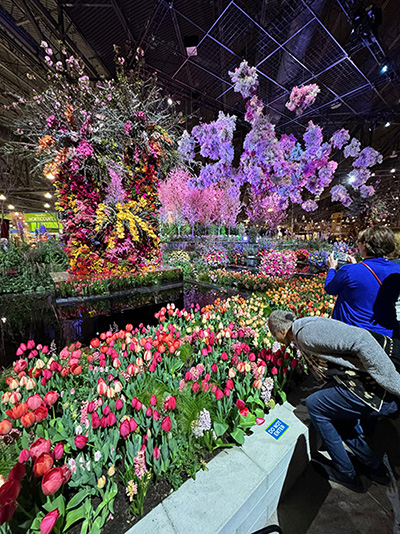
[358,226,396,258]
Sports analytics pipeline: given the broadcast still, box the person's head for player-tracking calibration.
[267,310,296,345]
[357,226,396,259]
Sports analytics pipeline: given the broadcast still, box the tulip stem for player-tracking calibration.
[18,502,34,519]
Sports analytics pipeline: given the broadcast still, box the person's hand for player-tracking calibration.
[346,254,357,264]
[327,253,338,270]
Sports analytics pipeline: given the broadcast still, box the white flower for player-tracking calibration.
[86,461,91,471]
[75,424,83,435]
[94,451,102,462]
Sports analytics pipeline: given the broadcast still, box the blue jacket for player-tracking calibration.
[324,258,400,338]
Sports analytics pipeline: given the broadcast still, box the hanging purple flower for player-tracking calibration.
[343,138,361,159]
[301,199,318,212]
[331,185,352,207]
[285,84,320,115]
[330,129,350,150]
[303,121,323,155]
[359,184,375,198]
[229,60,259,99]
[353,147,383,168]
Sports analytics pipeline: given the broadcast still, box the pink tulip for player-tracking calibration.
[53,443,64,461]
[161,416,171,432]
[150,395,157,406]
[120,420,130,439]
[74,436,88,449]
[18,449,30,463]
[153,446,160,460]
[115,399,123,410]
[40,508,60,534]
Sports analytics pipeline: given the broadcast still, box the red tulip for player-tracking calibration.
[0,502,16,525]
[106,413,116,427]
[150,395,157,406]
[53,443,64,461]
[120,420,130,439]
[44,391,58,406]
[13,359,27,374]
[153,446,160,460]
[115,399,123,410]
[21,412,36,428]
[192,382,199,393]
[220,352,228,361]
[153,410,160,422]
[290,359,299,368]
[161,416,171,432]
[256,417,265,425]
[70,364,82,376]
[215,388,223,400]
[74,435,88,449]
[8,462,25,482]
[10,403,28,420]
[211,363,218,373]
[61,465,71,484]
[236,399,246,411]
[271,367,278,375]
[240,407,249,417]
[30,438,51,461]
[33,453,54,477]
[27,394,43,411]
[34,406,48,423]
[27,340,35,350]
[18,449,30,463]
[0,420,12,436]
[145,407,153,417]
[40,508,60,534]
[103,405,111,416]
[129,418,138,432]
[43,369,52,381]
[163,396,177,410]
[91,414,100,430]
[87,401,95,413]
[42,467,64,495]
[90,338,100,349]
[226,379,234,390]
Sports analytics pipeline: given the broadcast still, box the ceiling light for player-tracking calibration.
[391,168,396,173]
[8,205,14,210]
[167,97,173,105]
[45,192,52,198]
[44,203,50,208]
[348,174,356,183]
[381,65,388,73]
[0,194,6,201]
[385,122,391,127]
[371,172,375,176]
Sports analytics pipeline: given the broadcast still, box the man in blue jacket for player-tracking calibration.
[268,310,400,492]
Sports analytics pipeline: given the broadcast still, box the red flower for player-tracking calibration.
[129,418,138,432]
[150,395,157,406]
[0,502,16,525]
[21,412,36,428]
[115,399,123,410]
[13,359,27,374]
[120,420,130,439]
[91,414,100,430]
[61,465,71,484]
[215,389,223,400]
[161,416,171,432]
[146,407,153,417]
[192,382,199,393]
[70,364,82,376]
[41,467,64,495]
[90,338,100,349]
[8,403,28,420]
[44,391,59,406]
[27,394,43,411]
[29,438,51,460]
[211,363,218,373]
[256,417,265,425]
[0,420,12,436]
[226,379,234,390]
[34,406,48,423]
[18,449,30,463]
[153,410,160,422]
[236,399,246,411]
[290,359,299,368]
[106,413,116,427]
[53,443,64,461]
[74,436,88,449]
[271,367,278,375]
[220,352,228,361]
[40,508,60,534]
[33,453,54,477]
[8,462,25,482]
[240,407,249,417]
[163,396,177,410]
[153,446,160,460]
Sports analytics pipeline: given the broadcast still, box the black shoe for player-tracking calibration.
[361,463,390,485]
[312,460,367,493]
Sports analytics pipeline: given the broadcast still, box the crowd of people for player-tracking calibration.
[268,225,400,493]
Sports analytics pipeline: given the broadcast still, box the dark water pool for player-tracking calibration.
[0,283,244,367]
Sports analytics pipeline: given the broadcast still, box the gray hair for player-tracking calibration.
[268,310,296,335]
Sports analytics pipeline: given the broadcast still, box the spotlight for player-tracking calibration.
[8,204,14,210]
[167,97,173,105]
[371,172,375,176]
[385,122,391,127]
[381,65,388,73]
[44,203,50,208]
[348,174,356,183]
[0,194,6,201]
[391,168,396,173]
[45,193,52,198]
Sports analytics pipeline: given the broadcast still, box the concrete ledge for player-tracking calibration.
[126,402,309,534]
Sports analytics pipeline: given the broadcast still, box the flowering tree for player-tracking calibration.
[217,185,242,235]
[245,190,286,230]
[2,43,180,275]
[159,168,192,236]
[178,60,382,212]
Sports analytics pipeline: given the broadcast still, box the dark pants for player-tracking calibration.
[306,384,399,477]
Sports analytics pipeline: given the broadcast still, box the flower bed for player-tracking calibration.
[0,292,306,533]
[258,250,297,278]
[55,268,182,299]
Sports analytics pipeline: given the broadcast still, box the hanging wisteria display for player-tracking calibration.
[178,60,382,214]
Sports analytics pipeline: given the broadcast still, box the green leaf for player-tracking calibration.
[213,421,228,437]
[64,505,87,530]
[66,488,92,511]
[231,428,245,445]
[43,494,65,516]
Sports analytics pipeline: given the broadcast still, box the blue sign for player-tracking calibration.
[265,418,289,440]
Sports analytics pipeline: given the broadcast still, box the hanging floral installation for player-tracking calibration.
[3,44,181,276]
[178,60,382,218]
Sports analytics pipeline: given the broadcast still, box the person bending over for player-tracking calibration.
[325,226,400,338]
[267,309,400,492]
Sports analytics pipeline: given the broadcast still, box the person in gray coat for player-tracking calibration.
[268,310,400,492]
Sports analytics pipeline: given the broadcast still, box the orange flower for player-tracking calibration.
[38,135,55,150]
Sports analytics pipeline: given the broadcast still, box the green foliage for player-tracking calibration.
[0,439,21,478]
[175,388,215,438]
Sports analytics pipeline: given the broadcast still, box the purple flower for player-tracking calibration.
[229,60,259,99]
[76,139,94,158]
[330,129,350,149]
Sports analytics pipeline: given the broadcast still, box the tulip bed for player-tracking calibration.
[0,276,333,534]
